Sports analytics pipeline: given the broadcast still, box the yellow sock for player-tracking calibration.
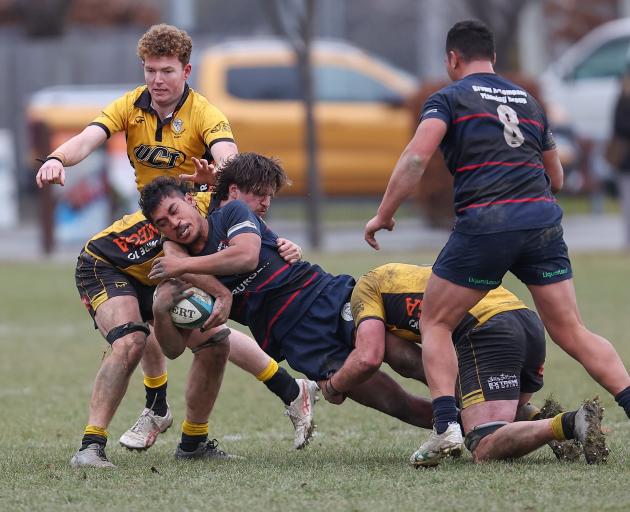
[144,372,168,388]
[84,425,108,438]
[256,359,279,382]
[550,413,567,441]
[182,419,209,436]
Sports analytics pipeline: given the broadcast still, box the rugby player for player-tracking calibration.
[141,155,434,430]
[364,20,630,466]
[320,263,606,465]
[35,24,316,467]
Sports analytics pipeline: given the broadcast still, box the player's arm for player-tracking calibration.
[543,148,564,193]
[35,124,108,188]
[151,278,193,359]
[210,140,238,168]
[365,118,447,250]
[162,240,233,329]
[320,319,387,405]
[150,232,261,280]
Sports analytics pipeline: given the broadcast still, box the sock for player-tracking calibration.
[144,372,168,416]
[180,419,208,452]
[81,425,108,450]
[432,395,458,434]
[615,386,630,419]
[550,411,577,441]
[257,360,300,406]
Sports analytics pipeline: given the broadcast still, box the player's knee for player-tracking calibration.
[110,329,148,365]
[465,421,508,463]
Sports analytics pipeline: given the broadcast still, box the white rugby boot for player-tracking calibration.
[285,379,319,449]
[70,443,116,469]
[410,423,464,467]
[119,406,173,450]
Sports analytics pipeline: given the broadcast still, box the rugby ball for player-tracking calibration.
[170,287,214,329]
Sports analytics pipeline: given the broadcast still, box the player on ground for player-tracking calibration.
[142,155,434,430]
[364,19,630,466]
[319,263,607,465]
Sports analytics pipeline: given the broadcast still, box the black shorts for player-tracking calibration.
[455,308,545,408]
[75,250,155,324]
[268,275,356,381]
[433,224,573,290]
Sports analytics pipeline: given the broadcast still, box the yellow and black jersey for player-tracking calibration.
[89,84,234,191]
[350,263,527,343]
[83,192,213,285]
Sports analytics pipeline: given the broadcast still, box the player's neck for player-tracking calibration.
[459,60,495,79]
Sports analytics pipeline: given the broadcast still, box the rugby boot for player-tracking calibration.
[70,443,116,469]
[174,439,238,460]
[285,379,319,449]
[410,423,464,467]
[574,397,609,464]
[119,406,173,450]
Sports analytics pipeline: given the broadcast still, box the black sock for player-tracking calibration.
[432,395,458,434]
[264,367,300,406]
[146,382,168,417]
[615,386,630,419]
[180,433,207,452]
[81,434,107,450]
[561,411,577,439]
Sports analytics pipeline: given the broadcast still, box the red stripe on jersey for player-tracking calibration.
[457,196,556,212]
[519,118,544,128]
[453,113,497,123]
[456,161,545,172]
[260,272,319,351]
[256,263,289,291]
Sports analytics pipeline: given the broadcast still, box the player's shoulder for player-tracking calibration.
[119,85,148,104]
[187,88,225,114]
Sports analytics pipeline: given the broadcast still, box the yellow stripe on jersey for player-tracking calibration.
[90,85,234,191]
[350,263,527,343]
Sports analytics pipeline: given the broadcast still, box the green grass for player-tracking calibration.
[1,252,630,511]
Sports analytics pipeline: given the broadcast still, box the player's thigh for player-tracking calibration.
[461,399,519,433]
[93,295,144,337]
[527,278,584,337]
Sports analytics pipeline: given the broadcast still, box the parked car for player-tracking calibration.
[540,17,630,141]
[195,39,417,195]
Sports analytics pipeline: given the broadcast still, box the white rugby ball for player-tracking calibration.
[170,287,214,329]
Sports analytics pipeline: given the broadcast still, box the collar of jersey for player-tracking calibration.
[134,83,191,121]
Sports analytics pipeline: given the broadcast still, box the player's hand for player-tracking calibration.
[152,278,193,315]
[319,379,346,405]
[277,237,302,264]
[180,157,218,188]
[149,255,186,280]
[201,288,232,331]
[36,160,66,188]
[364,215,395,251]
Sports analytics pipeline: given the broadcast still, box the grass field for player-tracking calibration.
[1,250,630,511]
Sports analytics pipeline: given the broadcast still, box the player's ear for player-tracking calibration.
[228,184,239,200]
[184,193,197,207]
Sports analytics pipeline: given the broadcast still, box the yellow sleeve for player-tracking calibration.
[350,271,386,327]
[90,89,136,137]
[198,102,234,149]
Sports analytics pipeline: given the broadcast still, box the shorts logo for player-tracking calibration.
[487,373,518,391]
[210,121,231,133]
[542,268,568,279]
[468,276,500,286]
[134,144,185,169]
[114,282,127,288]
[341,302,353,322]
[172,118,184,134]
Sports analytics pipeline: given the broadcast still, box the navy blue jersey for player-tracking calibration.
[196,200,340,349]
[421,73,563,234]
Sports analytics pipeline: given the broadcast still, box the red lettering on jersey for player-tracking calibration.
[111,222,159,253]
[112,237,129,252]
[406,297,423,318]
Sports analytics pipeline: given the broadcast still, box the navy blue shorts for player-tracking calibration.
[433,224,573,290]
[268,274,356,381]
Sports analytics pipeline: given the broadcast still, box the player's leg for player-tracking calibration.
[119,330,173,451]
[228,328,318,449]
[71,253,150,468]
[345,370,433,428]
[528,279,630,417]
[175,326,233,459]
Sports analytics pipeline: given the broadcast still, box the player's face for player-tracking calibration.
[151,193,204,245]
[143,55,191,109]
[234,188,274,217]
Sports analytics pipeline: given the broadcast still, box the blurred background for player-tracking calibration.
[1,0,630,256]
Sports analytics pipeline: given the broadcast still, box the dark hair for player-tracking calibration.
[214,152,290,201]
[446,20,495,62]
[139,176,188,221]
